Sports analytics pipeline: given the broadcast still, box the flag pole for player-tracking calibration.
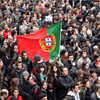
[58,21,62,63]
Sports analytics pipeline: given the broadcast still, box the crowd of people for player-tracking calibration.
[0,0,100,100]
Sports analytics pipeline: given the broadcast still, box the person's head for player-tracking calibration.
[33,54,41,62]
[83,81,91,89]
[82,50,88,58]
[72,28,78,35]
[81,62,89,71]
[1,89,9,98]
[85,39,90,47]
[90,68,97,78]
[7,35,13,43]
[62,95,75,100]
[96,61,100,69]
[61,67,69,76]
[16,61,22,71]
[14,6,19,12]
[3,41,10,49]
[96,21,100,29]
[0,90,8,99]
[71,82,79,93]
[77,15,83,22]
[75,70,83,78]
[17,55,22,62]
[86,29,92,37]
[40,81,48,91]
[22,71,29,81]
[39,92,47,100]
[94,84,100,94]
[12,87,19,98]
[47,83,54,92]
[0,59,3,69]
[82,6,86,11]
[68,53,74,62]
[41,96,47,100]
[97,76,100,84]
[51,63,61,76]
[93,50,98,56]
[76,79,83,89]
[61,49,68,58]
[10,78,19,92]
[13,44,18,53]
[21,19,27,25]
[4,24,10,30]
[21,3,26,9]
[63,14,68,21]
[38,63,47,74]
[29,75,37,85]
[52,64,58,73]
[22,51,27,60]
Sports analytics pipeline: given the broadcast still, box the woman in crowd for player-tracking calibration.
[80,62,90,74]
[35,63,48,83]
[10,78,19,94]
[49,63,61,97]
[7,87,22,100]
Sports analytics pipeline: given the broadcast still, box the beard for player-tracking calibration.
[83,56,87,59]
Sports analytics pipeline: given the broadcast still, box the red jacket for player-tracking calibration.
[7,96,22,100]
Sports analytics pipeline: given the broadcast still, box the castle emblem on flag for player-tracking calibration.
[39,34,56,52]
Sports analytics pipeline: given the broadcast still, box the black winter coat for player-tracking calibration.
[19,80,31,99]
[47,91,57,100]
[27,83,40,100]
[89,61,97,69]
[22,57,33,74]
[58,75,73,100]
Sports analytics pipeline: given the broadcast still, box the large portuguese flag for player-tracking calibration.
[17,21,61,62]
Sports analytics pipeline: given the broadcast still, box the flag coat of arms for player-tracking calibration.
[17,21,61,62]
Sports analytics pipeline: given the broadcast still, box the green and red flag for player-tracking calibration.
[17,21,61,62]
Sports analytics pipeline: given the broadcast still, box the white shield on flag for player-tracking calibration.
[45,38,51,46]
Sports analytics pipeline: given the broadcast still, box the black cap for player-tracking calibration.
[33,54,41,61]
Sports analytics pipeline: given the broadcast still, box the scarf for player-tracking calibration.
[40,72,47,81]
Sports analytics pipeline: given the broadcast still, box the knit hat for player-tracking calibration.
[33,54,41,61]
[22,71,29,77]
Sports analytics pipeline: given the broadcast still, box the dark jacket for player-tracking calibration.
[19,80,31,99]
[85,88,92,100]
[47,91,57,100]
[79,86,86,100]
[58,75,73,99]
[53,76,60,96]
[64,60,77,79]
[22,58,33,74]
[27,83,40,100]
[90,93,100,100]
[10,69,23,83]
[89,61,97,69]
